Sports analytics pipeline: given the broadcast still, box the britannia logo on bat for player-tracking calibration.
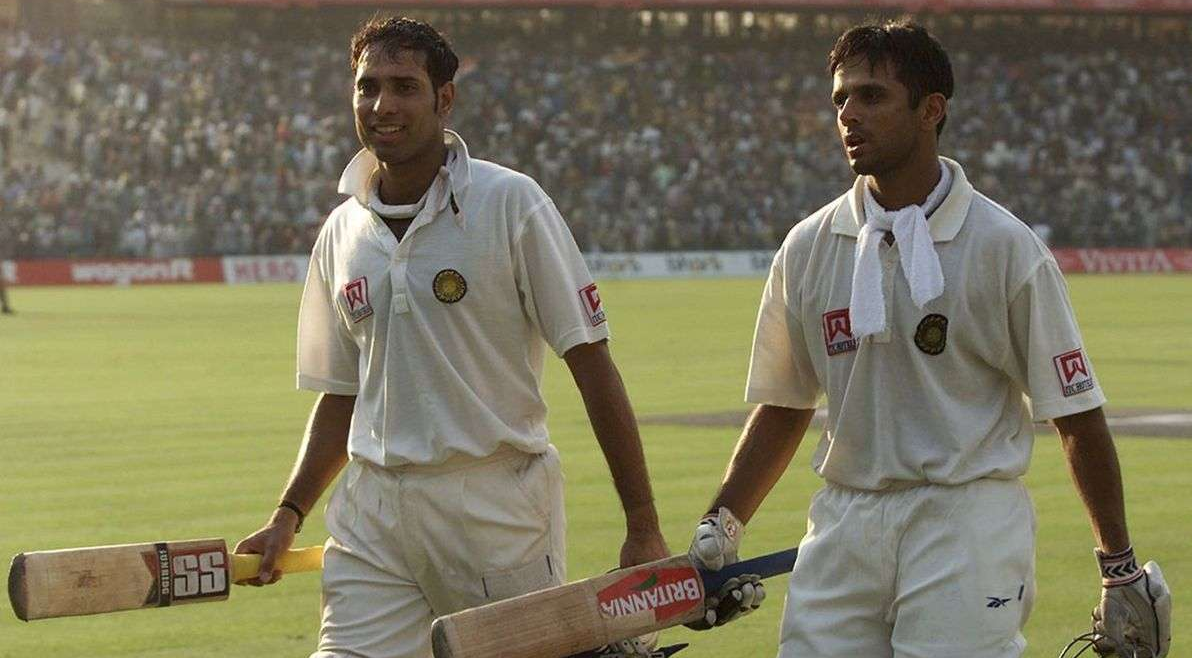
[822,308,858,356]
[596,566,703,623]
[1053,348,1094,397]
[343,277,373,323]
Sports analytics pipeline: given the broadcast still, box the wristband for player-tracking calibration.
[1096,545,1143,587]
[278,500,306,533]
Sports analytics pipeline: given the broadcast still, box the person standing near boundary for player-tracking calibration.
[0,220,13,314]
[0,271,12,314]
[235,17,670,658]
[685,20,1171,658]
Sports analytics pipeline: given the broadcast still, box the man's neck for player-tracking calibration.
[376,142,449,205]
[867,150,941,210]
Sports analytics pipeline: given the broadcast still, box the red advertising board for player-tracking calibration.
[5,258,225,286]
[221,255,309,284]
[1050,249,1192,274]
[2,250,1190,286]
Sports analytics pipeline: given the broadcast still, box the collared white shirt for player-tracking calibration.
[746,157,1106,491]
[297,131,609,466]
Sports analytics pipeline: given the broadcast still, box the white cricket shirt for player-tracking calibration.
[747,158,1106,491]
[297,131,610,466]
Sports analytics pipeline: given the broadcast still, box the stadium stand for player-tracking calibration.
[1,4,1190,258]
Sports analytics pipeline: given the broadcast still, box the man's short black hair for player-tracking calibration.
[828,19,954,136]
[350,16,459,90]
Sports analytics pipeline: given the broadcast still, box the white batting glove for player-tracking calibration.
[685,507,764,630]
[592,631,660,657]
[1091,547,1172,658]
[694,573,766,629]
[688,506,743,571]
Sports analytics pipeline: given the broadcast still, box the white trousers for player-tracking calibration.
[778,478,1036,658]
[312,445,566,658]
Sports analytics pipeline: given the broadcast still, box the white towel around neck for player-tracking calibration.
[848,161,952,339]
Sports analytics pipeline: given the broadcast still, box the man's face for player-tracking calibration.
[832,57,924,176]
[353,45,453,166]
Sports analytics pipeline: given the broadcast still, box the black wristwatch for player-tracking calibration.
[278,500,306,533]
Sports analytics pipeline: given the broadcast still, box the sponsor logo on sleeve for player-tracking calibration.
[822,308,859,356]
[1053,348,1095,397]
[579,283,607,327]
[343,277,374,323]
[596,566,704,623]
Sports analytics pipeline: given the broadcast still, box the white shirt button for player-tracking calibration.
[393,293,410,314]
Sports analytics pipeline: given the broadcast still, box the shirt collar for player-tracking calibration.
[337,129,473,227]
[832,156,973,242]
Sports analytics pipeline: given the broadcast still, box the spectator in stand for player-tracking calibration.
[0,19,1189,258]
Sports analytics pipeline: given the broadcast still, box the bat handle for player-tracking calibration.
[699,547,798,593]
[230,546,324,582]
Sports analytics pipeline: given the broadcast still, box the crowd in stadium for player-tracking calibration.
[1,20,1190,258]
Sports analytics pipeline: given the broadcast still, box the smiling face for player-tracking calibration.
[352,45,454,167]
[832,57,937,177]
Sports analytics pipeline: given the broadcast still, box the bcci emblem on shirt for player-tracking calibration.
[433,269,467,304]
[822,308,859,356]
[914,314,948,355]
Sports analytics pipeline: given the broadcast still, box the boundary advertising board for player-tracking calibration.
[3,249,1191,286]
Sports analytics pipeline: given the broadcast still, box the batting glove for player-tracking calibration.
[687,573,766,630]
[1091,547,1172,658]
[589,631,660,657]
[688,506,743,571]
[573,639,687,658]
[684,507,765,630]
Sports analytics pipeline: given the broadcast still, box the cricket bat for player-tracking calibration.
[431,547,797,658]
[8,538,323,621]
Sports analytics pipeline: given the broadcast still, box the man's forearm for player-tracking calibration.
[277,393,355,517]
[1053,406,1131,553]
[709,404,814,523]
[564,341,659,530]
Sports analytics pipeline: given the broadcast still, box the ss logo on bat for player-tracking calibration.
[173,551,228,598]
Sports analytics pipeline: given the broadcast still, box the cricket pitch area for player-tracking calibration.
[0,275,1187,656]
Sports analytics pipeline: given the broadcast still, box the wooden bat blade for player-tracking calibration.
[8,540,322,621]
[431,548,796,658]
[8,552,28,621]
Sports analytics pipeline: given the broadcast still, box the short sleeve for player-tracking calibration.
[296,245,360,395]
[745,247,821,408]
[1004,259,1106,421]
[513,194,609,357]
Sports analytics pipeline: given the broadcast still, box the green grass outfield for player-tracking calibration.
[1,275,1188,657]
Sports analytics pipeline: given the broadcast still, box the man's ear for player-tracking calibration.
[921,92,947,133]
[437,81,456,118]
